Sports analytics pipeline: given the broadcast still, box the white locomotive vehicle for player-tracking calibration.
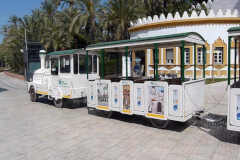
[28,49,99,108]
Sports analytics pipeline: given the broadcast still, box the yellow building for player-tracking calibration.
[127,0,240,79]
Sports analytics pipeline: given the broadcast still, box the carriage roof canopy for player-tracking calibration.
[47,49,80,56]
[86,32,206,52]
[228,26,240,37]
[227,26,240,85]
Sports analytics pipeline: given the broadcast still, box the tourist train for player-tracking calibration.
[28,0,240,131]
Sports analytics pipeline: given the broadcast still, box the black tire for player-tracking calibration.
[150,119,169,129]
[87,107,95,114]
[100,110,113,118]
[30,87,38,102]
[53,98,64,108]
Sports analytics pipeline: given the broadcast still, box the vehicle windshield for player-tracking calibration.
[60,55,71,73]
[51,58,59,75]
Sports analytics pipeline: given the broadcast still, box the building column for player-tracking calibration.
[176,47,179,65]
[181,41,185,82]
[161,48,164,65]
[132,50,136,73]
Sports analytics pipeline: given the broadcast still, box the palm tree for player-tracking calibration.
[142,0,208,17]
[105,0,145,40]
[70,0,102,43]
[1,16,25,72]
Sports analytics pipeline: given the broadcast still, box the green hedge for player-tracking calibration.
[205,78,228,84]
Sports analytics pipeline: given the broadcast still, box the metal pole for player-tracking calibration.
[153,49,156,79]
[239,40,240,80]
[181,41,185,82]
[101,49,104,79]
[203,45,206,79]
[24,28,29,81]
[86,51,89,79]
[25,28,28,51]
[234,39,237,83]
[125,47,128,80]
[154,44,159,80]
[228,36,232,85]
[194,43,196,80]
[117,54,120,76]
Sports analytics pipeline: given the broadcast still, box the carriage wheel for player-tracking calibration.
[87,107,95,114]
[150,119,169,129]
[102,111,113,118]
[97,110,113,118]
[53,98,64,108]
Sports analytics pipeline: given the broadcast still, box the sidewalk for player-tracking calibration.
[3,71,24,80]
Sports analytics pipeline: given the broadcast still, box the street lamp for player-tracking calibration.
[23,27,30,81]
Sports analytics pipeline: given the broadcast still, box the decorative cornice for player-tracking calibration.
[129,17,240,32]
[129,9,240,32]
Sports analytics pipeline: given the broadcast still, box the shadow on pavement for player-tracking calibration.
[88,109,189,132]
[0,88,8,93]
[37,97,52,105]
[63,99,87,109]
[32,96,189,132]
[193,114,240,145]
[36,96,87,109]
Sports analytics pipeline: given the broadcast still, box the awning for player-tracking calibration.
[86,32,205,52]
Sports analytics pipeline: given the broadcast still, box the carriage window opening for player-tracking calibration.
[45,56,50,69]
[88,55,93,73]
[60,55,71,73]
[93,55,97,73]
[79,55,86,73]
[51,58,59,75]
[73,54,78,74]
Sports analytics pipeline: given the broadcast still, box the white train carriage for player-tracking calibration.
[227,27,240,132]
[28,49,99,108]
[86,32,206,128]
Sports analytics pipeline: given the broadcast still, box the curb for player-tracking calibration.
[4,71,24,80]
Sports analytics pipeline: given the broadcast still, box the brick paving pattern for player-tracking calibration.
[0,73,239,160]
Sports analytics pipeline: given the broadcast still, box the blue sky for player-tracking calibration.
[0,0,43,43]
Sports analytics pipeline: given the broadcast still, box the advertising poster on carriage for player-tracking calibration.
[113,86,118,105]
[123,85,130,111]
[148,86,165,115]
[236,95,240,120]
[173,89,179,112]
[137,88,142,106]
[97,82,109,106]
